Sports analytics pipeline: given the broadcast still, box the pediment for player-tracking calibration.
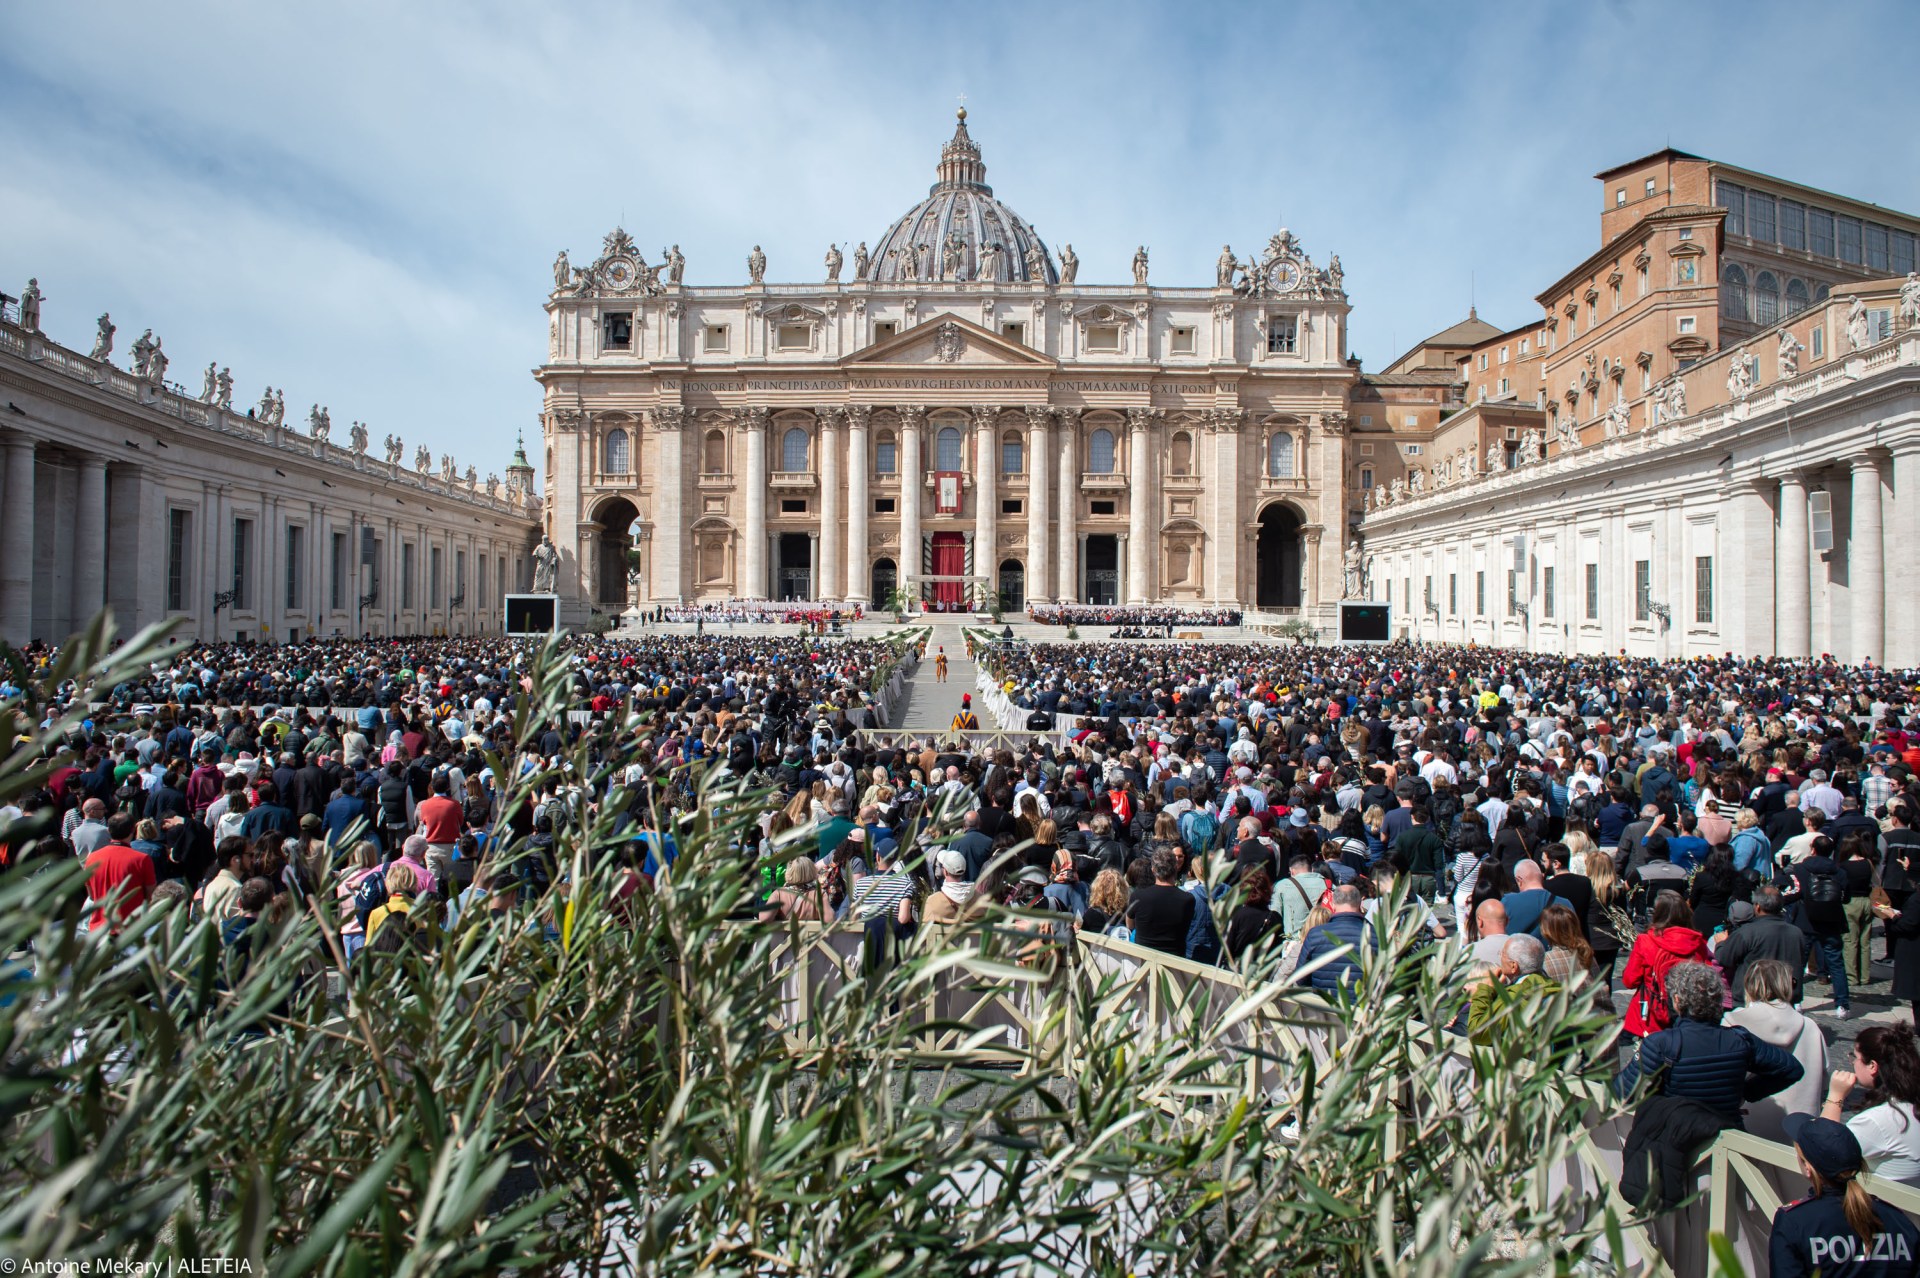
[842,313,1056,368]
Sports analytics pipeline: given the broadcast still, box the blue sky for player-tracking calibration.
[4,1,1917,485]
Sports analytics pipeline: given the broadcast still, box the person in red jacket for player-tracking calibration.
[1620,889,1716,1038]
[85,812,158,931]
[414,771,465,889]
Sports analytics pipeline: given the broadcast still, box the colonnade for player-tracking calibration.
[1763,444,1916,665]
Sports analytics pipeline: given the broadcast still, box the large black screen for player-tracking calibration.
[1339,603,1391,643]
[506,595,557,635]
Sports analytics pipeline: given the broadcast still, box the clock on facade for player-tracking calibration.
[602,257,638,291]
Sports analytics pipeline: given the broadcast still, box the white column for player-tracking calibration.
[1,435,35,646]
[1850,453,1885,665]
[71,454,107,628]
[846,407,870,603]
[900,408,924,605]
[807,530,820,599]
[1777,472,1811,658]
[1301,526,1321,611]
[651,408,685,603]
[1212,410,1243,606]
[1025,407,1051,605]
[1126,408,1153,604]
[1889,440,1920,668]
[817,408,842,599]
[1056,409,1079,601]
[741,408,768,598]
[973,406,998,609]
[1734,478,1775,658]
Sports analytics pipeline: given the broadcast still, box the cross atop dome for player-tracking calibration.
[935,105,990,194]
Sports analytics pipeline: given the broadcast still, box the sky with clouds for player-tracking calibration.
[5,0,1917,486]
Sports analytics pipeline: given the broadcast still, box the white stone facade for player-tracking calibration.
[0,315,540,646]
[1359,318,1920,667]
[537,113,1355,618]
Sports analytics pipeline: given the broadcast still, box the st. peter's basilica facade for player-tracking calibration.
[537,110,1355,617]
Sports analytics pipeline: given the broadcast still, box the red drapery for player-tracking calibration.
[930,533,966,609]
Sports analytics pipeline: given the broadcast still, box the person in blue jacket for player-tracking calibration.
[1771,1113,1920,1278]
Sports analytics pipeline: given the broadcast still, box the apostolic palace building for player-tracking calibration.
[537,110,1358,617]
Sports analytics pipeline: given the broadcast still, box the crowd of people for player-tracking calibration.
[1026,604,1244,628]
[13,628,1920,1261]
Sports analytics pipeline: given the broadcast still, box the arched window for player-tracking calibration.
[1785,278,1810,316]
[781,426,809,473]
[1267,432,1295,478]
[1088,428,1115,474]
[1814,283,1831,305]
[935,426,963,471]
[875,430,897,474]
[703,429,726,475]
[1169,431,1192,476]
[1753,271,1780,325]
[604,428,631,475]
[1000,430,1022,475]
[1721,263,1750,321]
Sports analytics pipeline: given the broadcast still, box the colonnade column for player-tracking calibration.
[1212,410,1243,606]
[1055,409,1079,602]
[651,407,686,604]
[973,405,999,610]
[846,406,870,604]
[740,408,769,598]
[1,434,35,646]
[71,454,108,627]
[900,408,924,605]
[1849,453,1885,666]
[1889,439,1920,668]
[1776,471,1811,658]
[1126,409,1152,604]
[817,407,843,600]
[1025,407,1051,606]
[1301,526,1322,611]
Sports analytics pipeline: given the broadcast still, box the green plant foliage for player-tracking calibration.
[0,615,1637,1273]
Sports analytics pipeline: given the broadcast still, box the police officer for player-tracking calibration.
[1772,1113,1920,1277]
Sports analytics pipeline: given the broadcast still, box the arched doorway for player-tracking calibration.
[594,497,639,607]
[998,559,1024,612]
[1255,504,1303,610]
[871,557,897,607]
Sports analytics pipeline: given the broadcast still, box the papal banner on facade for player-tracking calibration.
[934,471,962,515]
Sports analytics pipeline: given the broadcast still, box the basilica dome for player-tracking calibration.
[868,109,1058,286]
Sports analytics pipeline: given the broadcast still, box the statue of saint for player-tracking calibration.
[257,388,275,421]
[552,250,569,290]
[440,453,456,483]
[130,329,155,378]
[1848,295,1871,351]
[1485,441,1503,472]
[350,420,368,454]
[18,279,42,332]
[200,363,218,402]
[1604,399,1631,437]
[215,367,233,409]
[1327,255,1343,291]
[271,389,286,426]
[90,313,114,361]
[1132,245,1149,287]
[941,232,965,279]
[1342,541,1364,599]
[895,244,919,282]
[852,242,870,281]
[1777,329,1804,378]
[978,240,1001,281]
[531,536,560,594]
[146,339,168,387]
[747,245,766,285]
[485,473,499,499]
[1024,240,1046,281]
[309,406,331,442]
[464,464,477,489]
[385,433,403,465]
[1726,356,1753,400]
[1216,246,1237,288]
[825,244,843,283]
[415,444,432,473]
[1058,244,1078,285]
[663,245,684,285]
[1902,272,1920,330]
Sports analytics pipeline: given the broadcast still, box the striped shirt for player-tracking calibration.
[851,870,915,921]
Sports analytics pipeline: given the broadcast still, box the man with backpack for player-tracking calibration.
[1787,834,1852,1019]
